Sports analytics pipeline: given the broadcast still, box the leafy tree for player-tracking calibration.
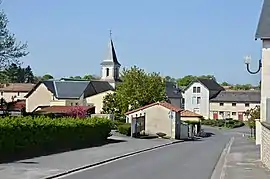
[4,63,20,82]
[83,74,94,80]
[102,66,167,117]
[245,105,260,137]
[229,84,252,90]
[165,76,176,83]
[42,74,53,80]
[221,82,230,86]
[177,75,216,87]
[0,6,28,68]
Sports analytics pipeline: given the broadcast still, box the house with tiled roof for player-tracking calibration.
[25,36,121,114]
[125,101,202,139]
[0,83,35,102]
[183,78,225,119]
[210,90,260,121]
[165,82,183,108]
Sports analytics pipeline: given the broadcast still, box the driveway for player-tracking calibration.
[58,127,231,179]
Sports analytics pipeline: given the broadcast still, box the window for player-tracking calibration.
[75,102,78,105]
[71,103,73,106]
[1,92,3,96]
[193,108,200,114]
[17,92,20,96]
[106,68,109,77]
[232,112,236,115]
[196,87,201,93]
[232,103,236,106]
[219,103,224,106]
[219,111,224,115]
[245,103,250,107]
[197,97,201,104]
[192,97,196,104]
[193,87,196,93]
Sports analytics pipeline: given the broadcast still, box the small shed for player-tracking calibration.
[180,110,203,136]
[125,102,183,139]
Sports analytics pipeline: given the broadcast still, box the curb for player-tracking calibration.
[210,137,234,179]
[44,140,183,179]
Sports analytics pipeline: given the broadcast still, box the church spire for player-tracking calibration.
[101,30,121,66]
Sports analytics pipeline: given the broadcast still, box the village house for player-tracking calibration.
[0,83,35,102]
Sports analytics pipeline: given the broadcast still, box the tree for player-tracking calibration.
[177,75,216,87]
[102,66,167,117]
[229,84,252,90]
[221,82,230,86]
[0,7,28,68]
[24,65,34,83]
[245,105,260,137]
[42,74,53,80]
[165,76,176,83]
[4,63,20,82]
[83,74,94,80]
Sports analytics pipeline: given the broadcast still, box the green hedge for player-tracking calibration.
[111,120,125,129]
[201,119,244,128]
[117,123,131,136]
[0,116,112,162]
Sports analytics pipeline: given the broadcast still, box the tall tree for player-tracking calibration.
[83,74,94,80]
[0,6,28,68]
[102,66,166,117]
[24,65,34,83]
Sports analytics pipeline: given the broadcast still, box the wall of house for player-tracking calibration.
[210,102,259,121]
[169,98,182,109]
[26,84,53,112]
[1,91,28,102]
[127,105,174,138]
[184,82,210,119]
[86,90,114,114]
[261,123,270,170]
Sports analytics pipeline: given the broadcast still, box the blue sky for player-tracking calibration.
[2,0,263,85]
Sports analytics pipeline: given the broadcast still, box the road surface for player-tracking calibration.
[59,128,233,179]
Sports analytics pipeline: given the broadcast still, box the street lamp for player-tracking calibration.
[244,55,262,74]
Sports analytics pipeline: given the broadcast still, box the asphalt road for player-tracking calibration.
[60,128,231,179]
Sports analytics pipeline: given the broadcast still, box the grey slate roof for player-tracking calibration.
[101,40,121,66]
[210,90,261,103]
[25,80,114,99]
[196,78,224,99]
[255,0,270,40]
[165,82,182,98]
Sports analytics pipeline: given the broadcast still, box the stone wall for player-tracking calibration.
[261,122,270,169]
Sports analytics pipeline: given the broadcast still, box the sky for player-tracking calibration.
[1,0,264,85]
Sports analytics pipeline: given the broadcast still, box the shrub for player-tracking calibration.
[0,116,112,162]
[201,119,244,129]
[117,123,131,136]
[112,120,125,129]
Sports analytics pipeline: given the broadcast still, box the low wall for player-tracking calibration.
[261,122,270,169]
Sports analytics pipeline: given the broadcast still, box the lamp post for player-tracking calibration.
[244,55,262,74]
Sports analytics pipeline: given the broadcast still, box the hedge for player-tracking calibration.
[117,123,131,136]
[0,116,112,162]
[201,119,244,128]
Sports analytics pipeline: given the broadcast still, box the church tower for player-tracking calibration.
[100,31,121,89]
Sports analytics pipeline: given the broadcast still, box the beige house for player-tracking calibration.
[126,102,183,139]
[0,83,35,102]
[209,90,260,121]
[25,80,114,113]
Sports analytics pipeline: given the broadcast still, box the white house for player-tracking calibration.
[183,78,224,119]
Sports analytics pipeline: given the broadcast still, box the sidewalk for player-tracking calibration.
[224,135,270,179]
[0,136,172,179]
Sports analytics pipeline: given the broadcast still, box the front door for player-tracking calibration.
[213,112,218,120]
[238,112,243,121]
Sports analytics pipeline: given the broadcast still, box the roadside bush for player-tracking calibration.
[0,116,112,162]
[117,123,131,136]
[201,119,244,129]
[112,120,125,129]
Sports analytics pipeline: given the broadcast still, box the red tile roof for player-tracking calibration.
[0,83,35,92]
[37,106,95,114]
[180,110,202,117]
[125,102,183,115]
[0,100,26,111]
